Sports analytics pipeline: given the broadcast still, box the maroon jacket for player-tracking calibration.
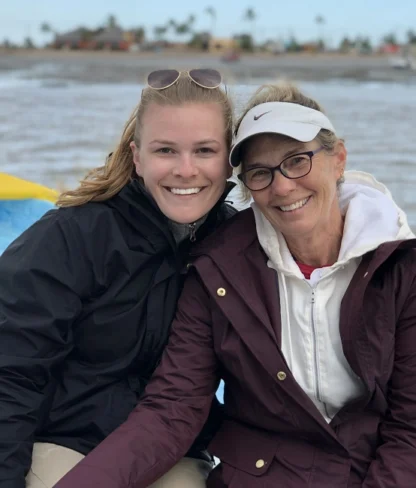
[55,209,416,488]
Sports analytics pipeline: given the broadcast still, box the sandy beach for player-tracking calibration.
[1,48,415,84]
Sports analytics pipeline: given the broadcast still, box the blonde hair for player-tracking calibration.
[235,81,340,201]
[57,73,233,207]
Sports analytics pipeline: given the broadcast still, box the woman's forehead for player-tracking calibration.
[242,134,307,159]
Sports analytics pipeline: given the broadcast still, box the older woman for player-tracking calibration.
[55,83,416,488]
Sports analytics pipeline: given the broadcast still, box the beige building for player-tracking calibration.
[208,37,238,53]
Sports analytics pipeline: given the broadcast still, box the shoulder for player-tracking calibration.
[42,200,131,243]
[391,246,416,286]
[373,240,416,275]
[55,201,117,227]
[3,201,119,259]
[367,241,416,310]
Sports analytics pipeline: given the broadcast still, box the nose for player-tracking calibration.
[269,170,297,197]
[172,154,199,178]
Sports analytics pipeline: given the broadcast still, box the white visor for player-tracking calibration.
[229,102,336,167]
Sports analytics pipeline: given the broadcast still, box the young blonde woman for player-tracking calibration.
[0,69,236,488]
[55,82,416,488]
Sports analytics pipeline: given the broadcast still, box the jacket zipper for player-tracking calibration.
[310,287,330,419]
[189,223,197,242]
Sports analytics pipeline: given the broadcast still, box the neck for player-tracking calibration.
[168,214,208,244]
[285,208,344,268]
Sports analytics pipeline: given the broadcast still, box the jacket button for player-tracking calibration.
[217,287,226,297]
[255,459,265,469]
[277,371,286,381]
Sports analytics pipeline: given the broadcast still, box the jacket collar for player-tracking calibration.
[112,179,236,247]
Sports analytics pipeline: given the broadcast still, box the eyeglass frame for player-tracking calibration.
[146,69,223,91]
[237,146,324,191]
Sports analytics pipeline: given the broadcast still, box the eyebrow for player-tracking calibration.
[195,139,220,145]
[245,144,306,170]
[149,139,177,146]
[149,139,220,146]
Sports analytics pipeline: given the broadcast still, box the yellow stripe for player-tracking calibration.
[0,173,58,203]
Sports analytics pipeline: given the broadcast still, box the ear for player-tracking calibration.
[334,140,347,179]
[130,141,142,177]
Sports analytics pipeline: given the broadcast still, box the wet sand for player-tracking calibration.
[1,49,415,84]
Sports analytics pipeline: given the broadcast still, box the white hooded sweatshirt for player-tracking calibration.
[252,171,415,422]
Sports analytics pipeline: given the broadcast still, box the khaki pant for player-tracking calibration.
[26,442,211,488]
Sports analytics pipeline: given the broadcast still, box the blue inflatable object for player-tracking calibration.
[0,199,56,255]
[0,173,58,255]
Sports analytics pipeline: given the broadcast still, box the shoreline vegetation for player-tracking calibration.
[1,48,415,84]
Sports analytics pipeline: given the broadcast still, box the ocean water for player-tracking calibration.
[1,64,416,229]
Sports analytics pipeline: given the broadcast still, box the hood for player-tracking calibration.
[252,170,415,277]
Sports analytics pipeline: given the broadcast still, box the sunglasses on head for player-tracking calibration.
[147,69,222,90]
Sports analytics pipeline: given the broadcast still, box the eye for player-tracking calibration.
[286,155,309,168]
[248,168,270,180]
[156,147,174,154]
[197,147,215,154]
[293,156,307,164]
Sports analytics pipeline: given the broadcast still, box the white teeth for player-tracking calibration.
[279,197,309,212]
[170,187,202,195]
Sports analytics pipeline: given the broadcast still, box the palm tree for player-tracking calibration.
[315,15,325,49]
[39,22,55,46]
[134,27,146,44]
[407,29,416,44]
[243,7,256,45]
[107,14,118,29]
[40,22,52,34]
[243,8,256,25]
[205,7,216,35]
[168,19,177,31]
[154,25,167,41]
[187,14,196,36]
[165,19,176,41]
[175,22,190,39]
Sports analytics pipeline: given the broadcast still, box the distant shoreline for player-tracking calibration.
[1,48,415,84]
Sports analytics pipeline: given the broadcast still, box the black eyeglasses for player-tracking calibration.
[147,69,222,90]
[237,147,324,191]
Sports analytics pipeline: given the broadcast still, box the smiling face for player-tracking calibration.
[131,102,231,224]
[241,133,346,241]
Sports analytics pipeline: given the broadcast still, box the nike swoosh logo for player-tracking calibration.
[253,111,271,121]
